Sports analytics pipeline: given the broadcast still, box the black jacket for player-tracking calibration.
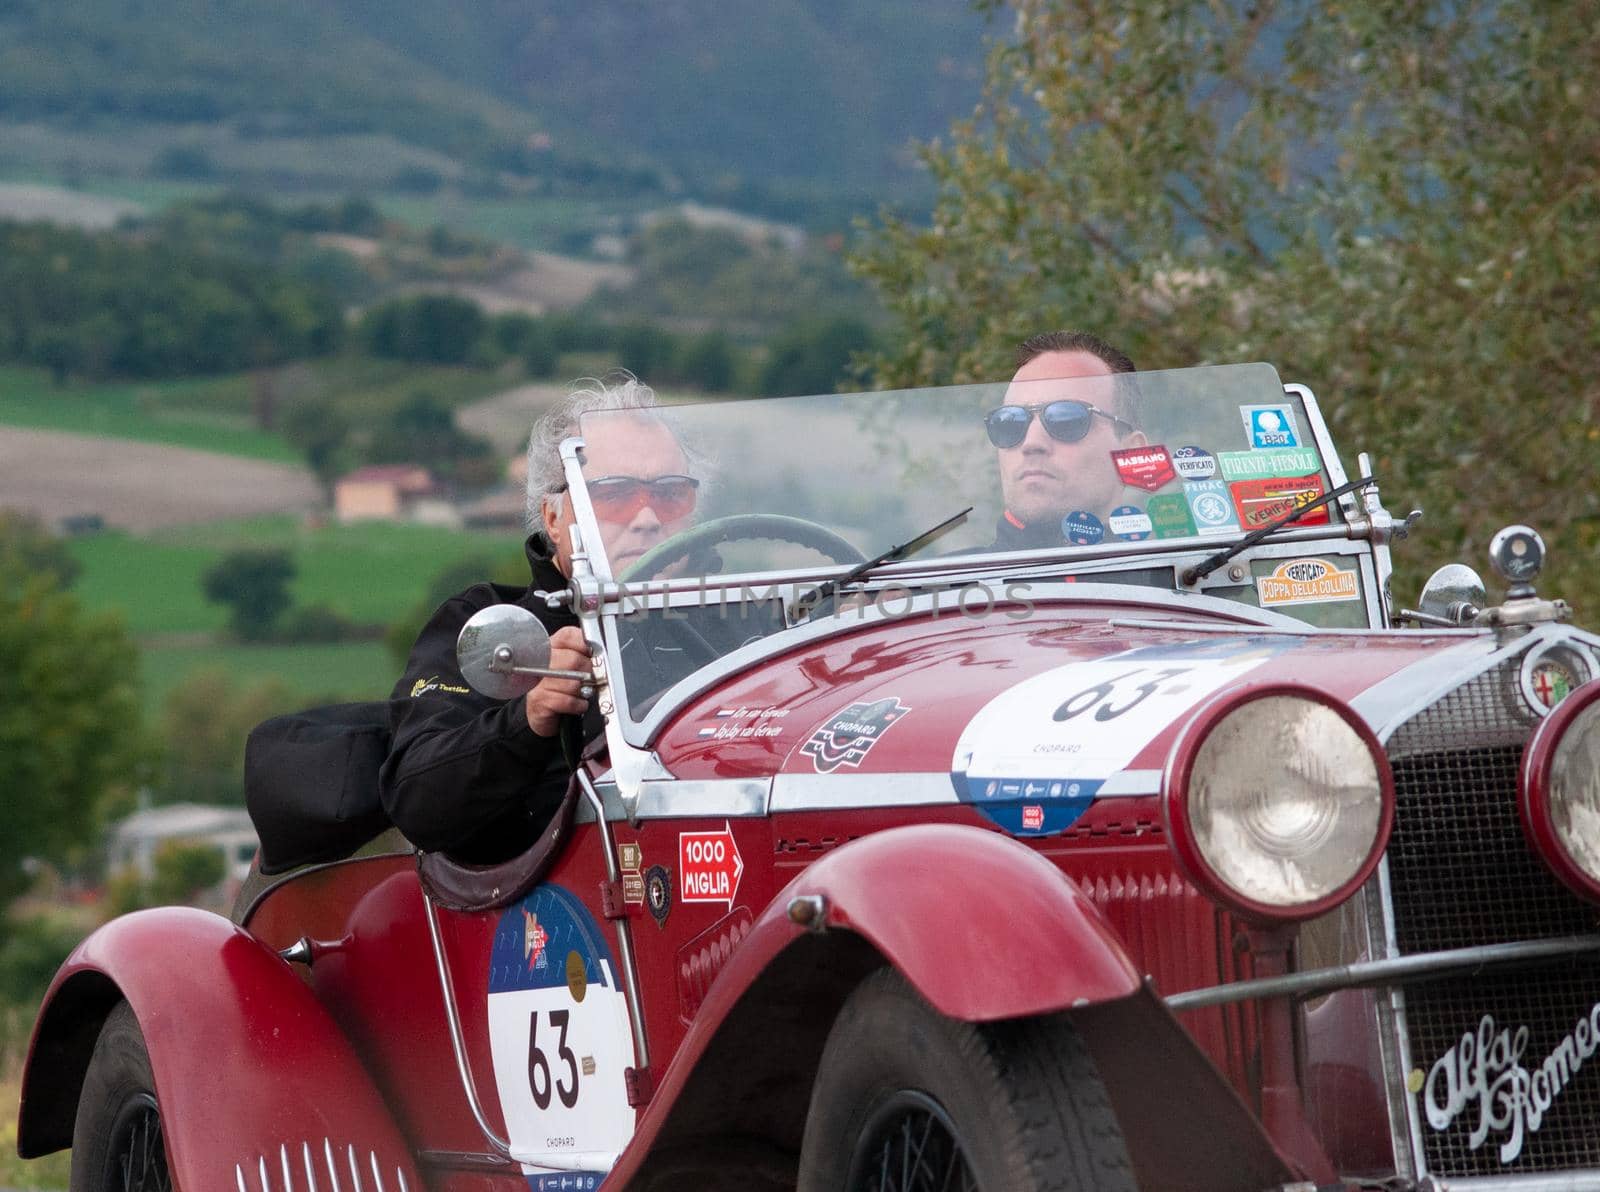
[379,534,598,863]
[992,510,1068,550]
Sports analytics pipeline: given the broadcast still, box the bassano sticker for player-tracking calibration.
[1256,559,1360,607]
[1110,445,1177,491]
[487,885,635,1185]
[950,638,1293,835]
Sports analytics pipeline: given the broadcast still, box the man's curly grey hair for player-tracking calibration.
[525,372,681,532]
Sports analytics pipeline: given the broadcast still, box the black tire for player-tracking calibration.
[69,1002,173,1192]
[797,968,1137,1192]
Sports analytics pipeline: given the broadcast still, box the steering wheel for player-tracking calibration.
[620,513,866,583]
[607,516,865,685]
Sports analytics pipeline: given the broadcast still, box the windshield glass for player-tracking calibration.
[574,362,1343,584]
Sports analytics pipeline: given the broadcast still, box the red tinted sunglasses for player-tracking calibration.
[583,474,699,521]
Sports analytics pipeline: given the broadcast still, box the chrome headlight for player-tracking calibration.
[1520,681,1600,901]
[1163,687,1393,923]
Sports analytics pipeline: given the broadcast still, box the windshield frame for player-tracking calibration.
[554,374,1388,743]
[559,372,1360,591]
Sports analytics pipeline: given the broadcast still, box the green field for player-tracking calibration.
[72,516,523,635]
[138,639,402,703]
[377,193,653,253]
[0,358,512,460]
[0,367,299,460]
[68,516,527,703]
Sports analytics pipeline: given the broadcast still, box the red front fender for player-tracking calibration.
[18,907,422,1191]
[796,821,1139,1019]
[605,822,1142,1187]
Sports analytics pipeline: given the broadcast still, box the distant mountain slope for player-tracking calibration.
[328,0,991,189]
[0,0,538,155]
[0,0,988,199]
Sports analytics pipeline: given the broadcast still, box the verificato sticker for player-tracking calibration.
[1256,558,1360,606]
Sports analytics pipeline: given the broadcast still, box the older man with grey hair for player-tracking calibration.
[381,373,696,862]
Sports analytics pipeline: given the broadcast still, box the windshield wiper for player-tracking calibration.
[1181,475,1374,587]
[791,506,972,620]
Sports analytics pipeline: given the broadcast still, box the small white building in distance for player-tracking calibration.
[108,803,259,883]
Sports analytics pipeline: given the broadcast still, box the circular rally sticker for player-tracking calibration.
[487,885,635,1179]
[1108,504,1153,540]
[1061,510,1105,545]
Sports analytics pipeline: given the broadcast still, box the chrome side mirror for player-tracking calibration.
[456,604,591,699]
[1407,564,1487,627]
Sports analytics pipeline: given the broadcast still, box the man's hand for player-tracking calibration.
[524,626,593,737]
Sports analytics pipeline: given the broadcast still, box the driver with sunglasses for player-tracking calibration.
[380,374,697,863]
[988,330,1147,549]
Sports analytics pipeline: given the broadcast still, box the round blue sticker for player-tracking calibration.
[1061,510,1104,545]
[1108,504,1153,541]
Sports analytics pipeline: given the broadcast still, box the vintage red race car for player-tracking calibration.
[18,362,1600,1191]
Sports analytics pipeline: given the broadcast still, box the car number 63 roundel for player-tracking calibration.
[486,884,636,1181]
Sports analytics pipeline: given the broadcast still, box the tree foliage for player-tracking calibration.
[0,512,79,591]
[360,294,487,364]
[0,555,146,910]
[201,548,296,641]
[0,222,344,382]
[158,669,299,805]
[853,1,1600,598]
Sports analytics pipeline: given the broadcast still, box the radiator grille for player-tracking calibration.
[1384,658,1600,1177]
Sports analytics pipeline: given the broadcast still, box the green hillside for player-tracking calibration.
[0,1,988,209]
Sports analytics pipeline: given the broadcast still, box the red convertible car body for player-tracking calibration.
[18,363,1600,1191]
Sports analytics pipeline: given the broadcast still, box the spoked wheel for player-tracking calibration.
[71,1003,174,1192]
[847,1090,978,1192]
[102,1093,169,1192]
[798,968,1137,1192]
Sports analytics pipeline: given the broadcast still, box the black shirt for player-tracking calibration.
[379,534,599,863]
[992,510,1068,550]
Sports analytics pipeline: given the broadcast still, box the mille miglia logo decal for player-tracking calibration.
[1423,1007,1600,1163]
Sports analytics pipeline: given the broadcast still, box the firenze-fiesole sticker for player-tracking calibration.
[1217,447,1321,481]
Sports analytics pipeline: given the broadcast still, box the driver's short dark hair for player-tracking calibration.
[1016,330,1136,374]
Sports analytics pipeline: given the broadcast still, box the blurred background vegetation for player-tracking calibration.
[1,2,1595,1185]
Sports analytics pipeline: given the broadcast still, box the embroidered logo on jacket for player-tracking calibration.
[411,675,470,698]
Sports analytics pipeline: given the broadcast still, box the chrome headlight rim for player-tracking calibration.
[1161,682,1395,925]
[1519,679,1600,903]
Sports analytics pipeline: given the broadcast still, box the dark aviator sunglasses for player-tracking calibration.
[984,400,1135,449]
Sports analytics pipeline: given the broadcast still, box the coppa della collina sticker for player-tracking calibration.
[487,884,636,1188]
[950,638,1297,835]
